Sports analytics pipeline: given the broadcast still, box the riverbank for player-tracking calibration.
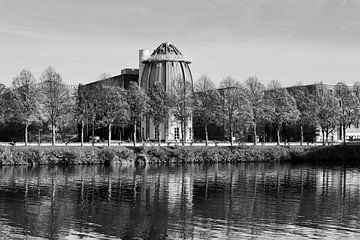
[291,144,360,163]
[0,144,358,166]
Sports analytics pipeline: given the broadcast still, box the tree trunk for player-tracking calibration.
[300,125,303,146]
[326,131,329,145]
[205,124,209,146]
[108,124,112,146]
[322,129,325,146]
[38,129,41,146]
[165,119,169,145]
[157,125,161,147]
[343,124,346,145]
[25,124,29,146]
[91,123,95,146]
[276,126,280,146]
[230,122,233,147]
[253,122,257,146]
[133,120,137,146]
[181,121,186,146]
[81,121,84,147]
[52,124,56,146]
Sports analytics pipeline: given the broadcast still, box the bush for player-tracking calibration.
[0,145,318,166]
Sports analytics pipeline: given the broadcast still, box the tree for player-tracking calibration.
[127,82,149,146]
[40,66,72,146]
[193,75,222,146]
[171,77,193,146]
[219,76,243,146]
[11,69,41,145]
[266,84,300,145]
[0,85,11,122]
[148,82,173,146]
[267,79,282,90]
[315,92,339,145]
[98,72,111,80]
[335,82,359,145]
[95,85,129,146]
[0,85,13,141]
[289,87,317,145]
[57,95,76,143]
[76,86,98,146]
[241,76,267,145]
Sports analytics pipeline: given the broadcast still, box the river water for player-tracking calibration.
[1,163,360,239]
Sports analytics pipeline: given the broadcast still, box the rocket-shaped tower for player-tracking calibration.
[140,42,193,142]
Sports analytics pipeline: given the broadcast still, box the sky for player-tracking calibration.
[1,0,360,87]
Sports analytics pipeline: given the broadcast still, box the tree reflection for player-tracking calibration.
[1,163,360,239]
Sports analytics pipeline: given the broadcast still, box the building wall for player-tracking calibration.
[287,83,360,143]
[141,115,193,142]
[78,69,139,142]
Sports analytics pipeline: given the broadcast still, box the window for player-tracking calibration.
[174,128,180,140]
[155,127,159,140]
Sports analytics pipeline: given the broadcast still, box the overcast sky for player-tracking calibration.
[1,0,360,87]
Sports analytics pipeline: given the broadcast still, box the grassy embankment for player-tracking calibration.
[0,144,358,166]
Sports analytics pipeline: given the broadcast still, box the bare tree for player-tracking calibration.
[171,77,193,146]
[95,85,129,146]
[148,82,173,146]
[0,85,13,141]
[98,72,111,81]
[40,66,71,146]
[11,69,41,145]
[335,82,359,145]
[267,79,282,90]
[242,76,267,145]
[219,76,243,146]
[193,75,222,146]
[76,85,99,146]
[266,84,299,145]
[127,82,149,146]
[289,87,317,145]
[315,92,340,145]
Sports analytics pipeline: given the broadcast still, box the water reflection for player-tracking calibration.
[1,163,360,239]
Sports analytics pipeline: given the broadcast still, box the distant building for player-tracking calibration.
[287,83,360,143]
[81,68,139,90]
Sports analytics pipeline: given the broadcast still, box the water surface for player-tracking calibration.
[1,163,360,239]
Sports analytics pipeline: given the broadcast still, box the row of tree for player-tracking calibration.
[2,67,360,146]
[0,67,74,145]
[0,67,192,146]
[193,75,360,146]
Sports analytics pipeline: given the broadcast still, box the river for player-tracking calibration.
[1,163,360,239]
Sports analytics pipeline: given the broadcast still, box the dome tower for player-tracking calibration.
[140,42,193,142]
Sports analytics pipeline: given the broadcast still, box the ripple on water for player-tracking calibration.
[1,164,360,239]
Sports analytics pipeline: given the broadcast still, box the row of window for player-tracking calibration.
[152,127,192,140]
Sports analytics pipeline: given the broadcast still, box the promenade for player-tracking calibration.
[0,141,338,147]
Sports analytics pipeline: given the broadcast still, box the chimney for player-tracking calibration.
[139,49,150,85]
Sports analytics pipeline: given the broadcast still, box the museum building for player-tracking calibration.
[140,42,193,142]
[79,42,194,143]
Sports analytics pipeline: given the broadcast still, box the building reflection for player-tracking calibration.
[1,163,360,239]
